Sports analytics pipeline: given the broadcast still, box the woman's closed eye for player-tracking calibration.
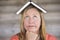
[24,16,29,19]
[33,16,37,19]
[24,15,38,20]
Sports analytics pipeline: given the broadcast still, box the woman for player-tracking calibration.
[10,5,57,40]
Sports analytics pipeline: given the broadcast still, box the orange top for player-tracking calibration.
[10,33,57,40]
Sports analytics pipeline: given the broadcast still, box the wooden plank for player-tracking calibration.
[46,25,60,37]
[0,1,18,6]
[0,12,60,21]
[0,21,60,27]
[41,4,60,12]
[0,0,27,6]
[0,13,19,21]
[0,4,60,13]
[0,0,16,1]
[0,0,60,3]
[0,6,21,13]
[0,25,20,37]
[0,0,60,6]
[44,12,60,20]
[33,0,60,4]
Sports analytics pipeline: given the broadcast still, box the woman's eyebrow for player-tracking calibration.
[25,13,30,15]
[34,14,38,16]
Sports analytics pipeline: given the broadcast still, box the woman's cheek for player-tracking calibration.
[35,19,41,28]
[24,20,29,29]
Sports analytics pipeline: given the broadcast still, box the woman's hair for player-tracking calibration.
[18,5,46,40]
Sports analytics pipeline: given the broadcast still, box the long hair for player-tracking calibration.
[18,5,46,40]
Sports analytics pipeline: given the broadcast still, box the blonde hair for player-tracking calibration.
[18,5,46,40]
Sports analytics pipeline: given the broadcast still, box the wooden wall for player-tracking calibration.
[0,0,60,40]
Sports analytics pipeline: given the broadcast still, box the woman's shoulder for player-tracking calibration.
[10,33,20,40]
[46,33,57,40]
[10,33,57,40]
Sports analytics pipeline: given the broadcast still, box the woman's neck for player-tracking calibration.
[25,31,39,40]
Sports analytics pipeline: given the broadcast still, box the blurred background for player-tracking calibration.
[0,0,60,40]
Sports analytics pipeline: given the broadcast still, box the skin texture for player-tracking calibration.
[23,8,41,40]
[23,8,41,34]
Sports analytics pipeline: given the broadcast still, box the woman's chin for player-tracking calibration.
[27,28,37,33]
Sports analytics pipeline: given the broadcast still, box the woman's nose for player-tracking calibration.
[29,18,34,24]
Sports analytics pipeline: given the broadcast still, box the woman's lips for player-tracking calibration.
[28,25,36,27]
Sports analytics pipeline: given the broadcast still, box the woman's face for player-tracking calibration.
[23,8,41,33]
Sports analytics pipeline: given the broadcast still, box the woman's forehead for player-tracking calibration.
[24,8,41,15]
